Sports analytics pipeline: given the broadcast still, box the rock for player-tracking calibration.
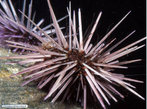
[0,48,81,109]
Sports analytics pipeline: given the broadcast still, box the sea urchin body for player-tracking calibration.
[0,0,145,109]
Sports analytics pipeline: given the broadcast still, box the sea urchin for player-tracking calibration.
[0,0,67,53]
[0,0,145,109]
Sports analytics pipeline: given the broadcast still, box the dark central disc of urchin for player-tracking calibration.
[67,49,92,69]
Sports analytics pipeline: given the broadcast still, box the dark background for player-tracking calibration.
[13,0,145,109]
